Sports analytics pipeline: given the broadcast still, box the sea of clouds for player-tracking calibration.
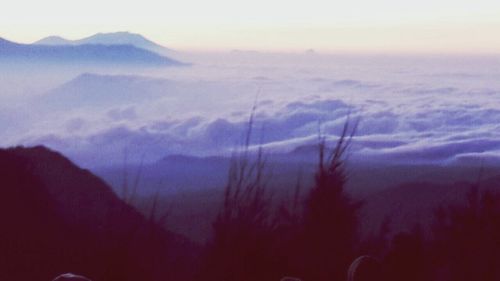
[2,52,500,167]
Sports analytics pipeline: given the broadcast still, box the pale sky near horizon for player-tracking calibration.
[1,0,500,53]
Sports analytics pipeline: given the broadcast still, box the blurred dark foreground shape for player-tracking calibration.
[280,255,382,281]
[347,256,382,281]
[52,273,92,281]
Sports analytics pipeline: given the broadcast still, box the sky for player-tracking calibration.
[1,0,500,53]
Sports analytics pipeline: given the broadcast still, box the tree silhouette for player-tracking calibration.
[300,119,362,281]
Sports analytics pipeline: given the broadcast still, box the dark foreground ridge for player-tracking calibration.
[0,146,197,281]
[3,144,500,281]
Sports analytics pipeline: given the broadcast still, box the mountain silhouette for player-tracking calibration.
[0,37,181,66]
[34,32,173,55]
[0,146,197,281]
[39,73,173,110]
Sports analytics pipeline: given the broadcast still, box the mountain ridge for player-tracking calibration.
[34,31,173,55]
[0,145,197,281]
[38,72,173,110]
[0,37,182,66]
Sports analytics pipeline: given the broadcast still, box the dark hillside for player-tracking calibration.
[0,146,197,281]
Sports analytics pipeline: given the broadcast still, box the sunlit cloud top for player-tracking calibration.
[1,0,500,53]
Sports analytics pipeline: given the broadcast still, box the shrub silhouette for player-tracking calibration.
[199,116,365,281]
[199,147,280,281]
[198,104,281,281]
[299,119,362,281]
[432,186,500,281]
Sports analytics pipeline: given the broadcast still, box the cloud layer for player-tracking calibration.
[5,54,500,167]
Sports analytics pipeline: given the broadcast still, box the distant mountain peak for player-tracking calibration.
[90,31,139,37]
[34,31,173,55]
[0,37,183,66]
[35,35,71,45]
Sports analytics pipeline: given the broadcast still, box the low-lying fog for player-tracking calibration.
[3,52,500,168]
